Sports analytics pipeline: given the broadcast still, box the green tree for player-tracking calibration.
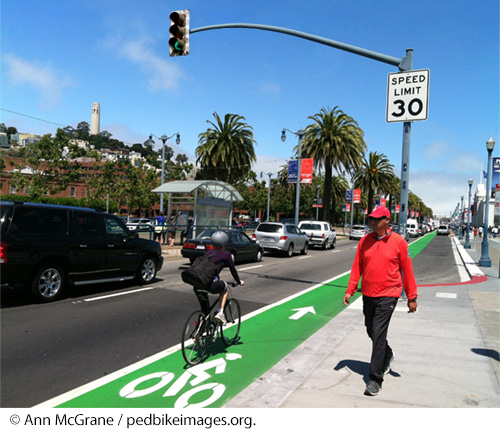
[353,151,395,214]
[8,129,83,201]
[330,174,349,224]
[196,112,257,183]
[301,107,366,224]
[76,121,90,140]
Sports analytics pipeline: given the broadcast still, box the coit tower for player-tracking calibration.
[91,103,100,135]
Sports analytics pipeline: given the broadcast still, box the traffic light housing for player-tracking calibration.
[169,9,189,57]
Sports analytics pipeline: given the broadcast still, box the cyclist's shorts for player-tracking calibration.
[208,279,227,294]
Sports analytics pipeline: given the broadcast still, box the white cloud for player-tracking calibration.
[253,154,288,183]
[259,83,281,94]
[115,37,182,92]
[3,54,74,107]
[410,170,479,216]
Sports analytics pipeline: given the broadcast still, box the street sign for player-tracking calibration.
[386,69,430,122]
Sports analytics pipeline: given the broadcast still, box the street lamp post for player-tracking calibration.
[465,178,473,249]
[315,185,321,220]
[479,137,495,267]
[260,171,278,221]
[149,133,181,213]
[459,195,464,240]
[281,128,306,226]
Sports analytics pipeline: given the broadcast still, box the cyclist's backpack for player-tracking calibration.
[181,251,218,288]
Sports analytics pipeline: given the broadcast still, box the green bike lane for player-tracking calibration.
[42,232,435,408]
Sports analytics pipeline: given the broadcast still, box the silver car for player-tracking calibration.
[349,225,370,240]
[252,222,308,257]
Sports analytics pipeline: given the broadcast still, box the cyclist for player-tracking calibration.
[194,231,244,324]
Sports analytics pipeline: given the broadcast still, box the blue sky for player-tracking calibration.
[1,0,499,216]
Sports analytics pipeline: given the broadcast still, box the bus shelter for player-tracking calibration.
[151,180,244,238]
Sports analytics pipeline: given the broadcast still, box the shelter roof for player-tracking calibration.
[152,180,243,202]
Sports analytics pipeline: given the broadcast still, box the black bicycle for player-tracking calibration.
[181,282,241,366]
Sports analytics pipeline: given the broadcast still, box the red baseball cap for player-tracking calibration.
[368,207,390,218]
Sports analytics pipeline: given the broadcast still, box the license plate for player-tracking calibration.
[196,245,205,250]
[263,237,273,242]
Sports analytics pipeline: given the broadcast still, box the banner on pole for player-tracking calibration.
[287,160,298,183]
[300,158,313,183]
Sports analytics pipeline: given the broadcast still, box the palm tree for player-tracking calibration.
[300,107,366,223]
[330,174,349,224]
[196,112,257,183]
[353,151,395,214]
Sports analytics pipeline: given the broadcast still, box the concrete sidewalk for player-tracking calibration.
[226,235,500,408]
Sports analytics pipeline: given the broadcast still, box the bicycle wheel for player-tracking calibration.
[181,310,208,366]
[220,299,241,346]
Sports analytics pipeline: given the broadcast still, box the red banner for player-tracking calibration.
[300,158,313,184]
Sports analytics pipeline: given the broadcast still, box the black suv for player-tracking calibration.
[0,201,163,302]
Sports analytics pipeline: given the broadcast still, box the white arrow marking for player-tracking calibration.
[289,306,316,320]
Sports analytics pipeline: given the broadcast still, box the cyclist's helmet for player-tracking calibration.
[211,230,228,246]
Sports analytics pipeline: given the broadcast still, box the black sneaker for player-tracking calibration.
[384,352,395,375]
[364,380,382,396]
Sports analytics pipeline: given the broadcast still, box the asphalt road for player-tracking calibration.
[0,234,456,407]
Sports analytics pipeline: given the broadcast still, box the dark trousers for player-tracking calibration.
[194,280,227,315]
[363,296,398,384]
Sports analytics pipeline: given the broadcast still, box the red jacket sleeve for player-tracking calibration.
[346,241,363,295]
[399,240,418,300]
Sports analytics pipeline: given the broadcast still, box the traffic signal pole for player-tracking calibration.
[189,23,416,237]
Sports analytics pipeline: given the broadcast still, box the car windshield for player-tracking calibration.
[438,225,447,230]
[352,225,365,230]
[257,224,281,233]
[300,224,321,230]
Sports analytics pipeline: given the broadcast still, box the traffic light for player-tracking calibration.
[169,9,190,57]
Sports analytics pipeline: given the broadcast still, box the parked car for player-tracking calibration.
[252,222,308,256]
[0,201,163,303]
[437,224,449,236]
[390,224,401,234]
[349,225,370,240]
[181,229,263,264]
[126,218,154,231]
[298,220,336,249]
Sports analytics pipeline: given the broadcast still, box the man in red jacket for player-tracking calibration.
[343,207,418,396]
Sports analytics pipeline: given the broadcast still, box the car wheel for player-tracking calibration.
[31,263,65,303]
[136,256,157,284]
[285,244,294,257]
[301,242,308,255]
[255,249,263,262]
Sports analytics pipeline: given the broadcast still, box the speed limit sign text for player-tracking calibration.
[386,69,430,122]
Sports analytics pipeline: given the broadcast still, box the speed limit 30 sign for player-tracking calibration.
[386,69,430,122]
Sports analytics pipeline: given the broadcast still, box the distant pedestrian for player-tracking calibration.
[343,207,418,396]
[167,215,176,246]
[155,212,166,244]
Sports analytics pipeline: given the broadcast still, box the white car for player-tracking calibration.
[298,220,336,250]
[126,218,154,231]
[437,225,449,236]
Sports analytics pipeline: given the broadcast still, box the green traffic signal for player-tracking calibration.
[169,10,189,57]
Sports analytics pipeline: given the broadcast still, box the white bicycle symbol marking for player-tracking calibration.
[119,353,242,408]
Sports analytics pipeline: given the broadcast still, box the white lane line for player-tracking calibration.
[239,265,264,271]
[83,287,156,302]
[436,292,457,299]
